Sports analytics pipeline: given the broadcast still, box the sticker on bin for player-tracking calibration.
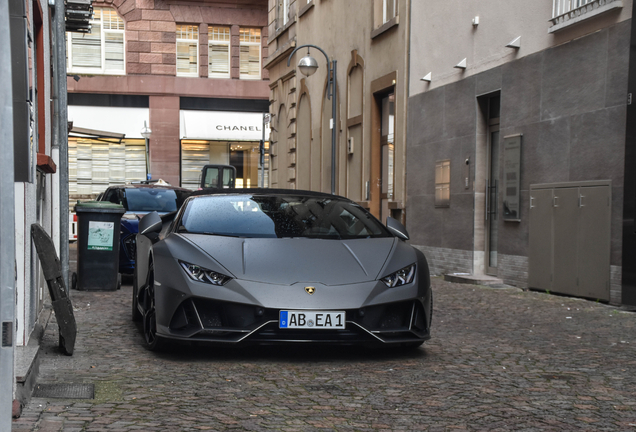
[87,221,115,251]
[279,311,345,329]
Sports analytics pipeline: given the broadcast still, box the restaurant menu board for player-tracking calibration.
[503,135,522,221]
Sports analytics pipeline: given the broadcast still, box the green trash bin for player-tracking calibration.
[74,201,126,291]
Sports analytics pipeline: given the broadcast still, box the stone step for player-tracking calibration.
[443,273,506,287]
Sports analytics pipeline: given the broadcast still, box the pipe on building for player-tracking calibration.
[52,0,69,291]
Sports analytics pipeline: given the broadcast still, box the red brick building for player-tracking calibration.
[66,0,270,194]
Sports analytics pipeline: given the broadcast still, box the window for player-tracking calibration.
[277,0,289,29]
[239,28,261,80]
[383,0,397,24]
[176,25,199,77]
[67,7,125,74]
[208,26,230,78]
[435,160,450,207]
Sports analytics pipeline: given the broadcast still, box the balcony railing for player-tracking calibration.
[550,0,622,32]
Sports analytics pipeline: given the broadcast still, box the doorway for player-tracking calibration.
[370,87,395,222]
[484,96,500,275]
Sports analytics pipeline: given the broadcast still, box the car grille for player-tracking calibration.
[168,298,430,344]
[123,235,136,260]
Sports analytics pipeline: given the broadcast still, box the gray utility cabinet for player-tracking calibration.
[528,181,611,301]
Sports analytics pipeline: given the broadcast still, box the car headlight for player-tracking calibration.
[381,264,416,288]
[179,261,231,286]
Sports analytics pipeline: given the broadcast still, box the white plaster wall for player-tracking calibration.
[409,0,633,96]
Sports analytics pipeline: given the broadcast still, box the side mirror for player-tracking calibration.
[139,211,163,236]
[386,216,409,240]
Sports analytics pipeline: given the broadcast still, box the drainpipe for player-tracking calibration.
[52,0,69,290]
[0,0,16,425]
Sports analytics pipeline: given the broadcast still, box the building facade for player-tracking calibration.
[66,0,270,196]
[264,0,410,224]
[407,0,635,305]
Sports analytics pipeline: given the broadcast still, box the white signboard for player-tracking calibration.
[67,106,150,138]
[180,110,270,141]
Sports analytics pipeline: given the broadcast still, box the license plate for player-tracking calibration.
[279,311,345,329]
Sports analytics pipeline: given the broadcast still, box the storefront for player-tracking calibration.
[67,105,149,195]
[179,110,270,190]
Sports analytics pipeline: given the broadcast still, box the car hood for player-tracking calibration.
[179,234,398,286]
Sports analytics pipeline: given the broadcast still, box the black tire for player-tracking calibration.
[142,262,165,351]
[71,272,78,290]
[132,267,142,322]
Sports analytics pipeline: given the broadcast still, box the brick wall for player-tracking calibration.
[94,0,268,78]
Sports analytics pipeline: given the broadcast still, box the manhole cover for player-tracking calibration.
[33,383,94,399]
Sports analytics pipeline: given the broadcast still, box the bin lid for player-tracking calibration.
[74,201,126,214]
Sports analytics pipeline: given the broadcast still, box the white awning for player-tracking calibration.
[180,110,270,141]
[67,106,150,139]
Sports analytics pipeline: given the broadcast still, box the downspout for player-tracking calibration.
[0,0,16,425]
[52,0,69,290]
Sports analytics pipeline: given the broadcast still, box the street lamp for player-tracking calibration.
[140,120,152,181]
[287,45,337,194]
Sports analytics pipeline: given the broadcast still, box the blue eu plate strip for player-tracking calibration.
[279,311,288,328]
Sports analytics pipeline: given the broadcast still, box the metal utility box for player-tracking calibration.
[529,181,611,301]
[75,202,125,291]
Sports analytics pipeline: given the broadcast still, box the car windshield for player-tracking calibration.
[178,195,392,239]
[123,188,184,213]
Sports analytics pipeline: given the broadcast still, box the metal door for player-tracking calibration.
[528,188,553,291]
[577,185,610,300]
[553,187,579,296]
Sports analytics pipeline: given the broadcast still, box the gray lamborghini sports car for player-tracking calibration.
[133,189,433,350]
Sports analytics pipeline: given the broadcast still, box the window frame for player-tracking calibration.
[176,24,200,78]
[208,26,231,79]
[239,28,261,80]
[66,7,126,75]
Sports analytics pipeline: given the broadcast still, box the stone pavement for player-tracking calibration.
[11,277,636,431]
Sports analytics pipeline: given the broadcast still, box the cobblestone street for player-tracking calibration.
[12,277,636,431]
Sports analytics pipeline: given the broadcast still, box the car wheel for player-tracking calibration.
[132,267,142,322]
[142,262,165,351]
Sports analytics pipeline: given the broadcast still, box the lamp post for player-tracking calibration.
[287,45,337,195]
[140,121,152,181]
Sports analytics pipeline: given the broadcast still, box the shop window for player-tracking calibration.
[239,28,261,80]
[435,160,450,207]
[208,26,230,78]
[66,7,125,75]
[176,25,199,77]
